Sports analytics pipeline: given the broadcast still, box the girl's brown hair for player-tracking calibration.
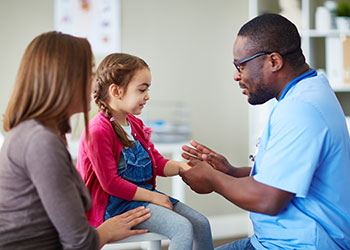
[3,31,92,139]
[94,53,149,147]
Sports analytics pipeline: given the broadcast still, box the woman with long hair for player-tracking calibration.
[0,31,150,250]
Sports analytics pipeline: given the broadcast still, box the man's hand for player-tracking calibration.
[182,140,234,175]
[179,159,216,194]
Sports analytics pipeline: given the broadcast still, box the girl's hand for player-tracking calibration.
[163,161,191,176]
[150,192,173,210]
[179,162,191,172]
[133,187,173,210]
[97,206,151,248]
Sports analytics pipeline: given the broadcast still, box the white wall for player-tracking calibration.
[0,0,251,217]
[0,0,54,131]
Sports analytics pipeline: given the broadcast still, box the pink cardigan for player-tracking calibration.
[76,112,169,227]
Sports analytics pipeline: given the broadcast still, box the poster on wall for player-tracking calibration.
[54,0,120,56]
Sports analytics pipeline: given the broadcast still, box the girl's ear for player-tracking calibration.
[109,84,123,99]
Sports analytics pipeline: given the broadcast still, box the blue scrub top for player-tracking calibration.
[250,73,350,249]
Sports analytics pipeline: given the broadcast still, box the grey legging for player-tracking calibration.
[134,202,214,250]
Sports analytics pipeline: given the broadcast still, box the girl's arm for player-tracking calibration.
[132,187,173,210]
[84,124,138,200]
[130,160,191,210]
[163,160,191,176]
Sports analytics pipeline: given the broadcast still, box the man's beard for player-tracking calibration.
[247,80,275,105]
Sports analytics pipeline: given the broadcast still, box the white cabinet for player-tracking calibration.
[247,0,350,153]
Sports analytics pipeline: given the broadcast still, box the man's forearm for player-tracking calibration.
[211,171,293,215]
[229,166,252,178]
[211,171,261,212]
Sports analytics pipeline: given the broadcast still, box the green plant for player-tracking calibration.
[336,1,350,17]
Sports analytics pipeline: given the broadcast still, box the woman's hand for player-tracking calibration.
[97,206,151,248]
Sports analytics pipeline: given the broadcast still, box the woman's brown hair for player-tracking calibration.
[3,31,92,139]
[94,53,149,148]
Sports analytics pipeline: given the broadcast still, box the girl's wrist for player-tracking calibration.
[134,187,153,202]
[176,165,181,175]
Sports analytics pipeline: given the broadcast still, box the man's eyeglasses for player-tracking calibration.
[234,48,300,73]
[233,52,270,73]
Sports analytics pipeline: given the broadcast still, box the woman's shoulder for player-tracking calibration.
[8,120,61,145]
[2,120,67,166]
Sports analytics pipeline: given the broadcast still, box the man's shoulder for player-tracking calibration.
[292,74,333,100]
[276,75,338,124]
[274,98,326,125]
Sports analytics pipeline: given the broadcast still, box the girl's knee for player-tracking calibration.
[175,216,194,236]
[192,212,211,229]
[168,218,194,249]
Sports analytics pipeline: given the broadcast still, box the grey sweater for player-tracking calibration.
[0,120,99,250]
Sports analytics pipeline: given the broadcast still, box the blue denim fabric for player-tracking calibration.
[215,237,255,250]
[118,141,153,183]
[104,140,178,221]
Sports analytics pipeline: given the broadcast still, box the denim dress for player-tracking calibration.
[104,139,178,221]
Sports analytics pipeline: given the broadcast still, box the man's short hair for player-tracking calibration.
[238,13,305,66]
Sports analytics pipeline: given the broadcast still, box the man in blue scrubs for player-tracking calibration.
[180,13,350,250]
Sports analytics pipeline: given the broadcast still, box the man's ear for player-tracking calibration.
[109,84,123,99]
[268,52,283,72]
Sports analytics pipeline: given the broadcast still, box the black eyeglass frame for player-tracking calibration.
[233,52,270,73]
[233,48,300,73]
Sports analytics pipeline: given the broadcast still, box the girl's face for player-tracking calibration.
[113,67,151,117]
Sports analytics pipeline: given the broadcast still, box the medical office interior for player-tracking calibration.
[1,0,350,249]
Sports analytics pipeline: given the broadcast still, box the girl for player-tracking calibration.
[77,53,214,250]
[0,32,150,250]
